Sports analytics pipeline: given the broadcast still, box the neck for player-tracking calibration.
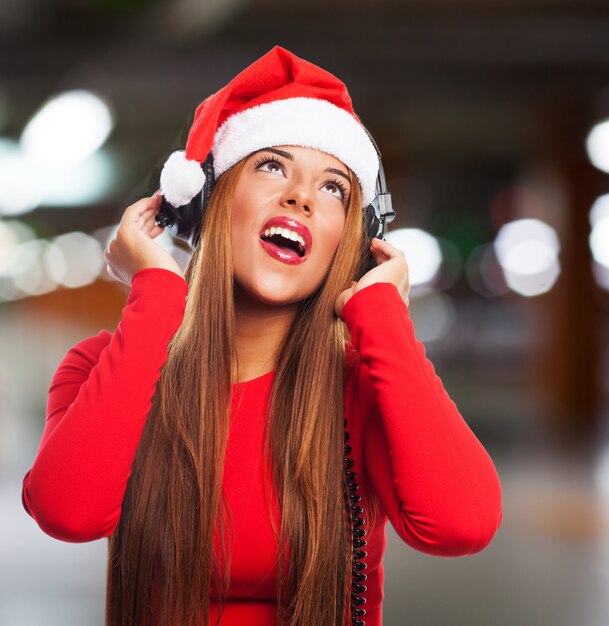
[233,285,299,384]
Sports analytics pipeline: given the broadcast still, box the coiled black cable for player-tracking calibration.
[344,412,367,625]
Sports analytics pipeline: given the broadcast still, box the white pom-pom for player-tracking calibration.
[159,150,206,207]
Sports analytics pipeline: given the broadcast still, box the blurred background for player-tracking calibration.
[2,0,609,624]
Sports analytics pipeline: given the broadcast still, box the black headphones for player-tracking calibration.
[154,126,395,282]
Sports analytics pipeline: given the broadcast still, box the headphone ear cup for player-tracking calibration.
[155,154,216,250]
[156,192,204,250]
[355,204,383,281]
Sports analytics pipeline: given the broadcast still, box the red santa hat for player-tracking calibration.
[159,45,379,209]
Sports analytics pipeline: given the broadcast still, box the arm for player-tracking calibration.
[21,268,189,543]
[341,282,503,557]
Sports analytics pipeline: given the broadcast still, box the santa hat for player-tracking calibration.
[159,45,379,209]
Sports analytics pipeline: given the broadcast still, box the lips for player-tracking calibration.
[258,216,313,258]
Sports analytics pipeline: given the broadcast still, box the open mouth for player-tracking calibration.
[259,230,306,257]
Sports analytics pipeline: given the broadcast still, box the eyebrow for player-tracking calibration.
[252,147,351,184]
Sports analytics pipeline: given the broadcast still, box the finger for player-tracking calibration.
[371,237,396,250]
[371,238,402,260]
[130,194,162,219]
[370,245,389,261]
[105,263,116,281]
[145,222,165,238]
[135,201,162,229]
[370,238,390,255]
[145,203,165,222]
[144,199,162,211]
[143,195,164,221]
[137,205,162,228]
[134,216,162,238]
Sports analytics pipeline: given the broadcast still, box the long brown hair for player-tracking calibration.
[106,155,383,626]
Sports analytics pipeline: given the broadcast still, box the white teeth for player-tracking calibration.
[262,226,306,250]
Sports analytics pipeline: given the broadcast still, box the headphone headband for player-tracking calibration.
[362,125,395,239]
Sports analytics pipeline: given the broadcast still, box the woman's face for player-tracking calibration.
[231,145,351,308]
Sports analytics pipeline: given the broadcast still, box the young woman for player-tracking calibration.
[21,46,503,626]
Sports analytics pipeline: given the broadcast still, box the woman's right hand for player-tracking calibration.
[103,191,185,287]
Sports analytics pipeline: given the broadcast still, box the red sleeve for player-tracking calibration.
[21,268,189,543]
[341,281,503,557]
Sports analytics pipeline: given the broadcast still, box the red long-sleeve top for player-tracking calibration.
[21,267,503,625]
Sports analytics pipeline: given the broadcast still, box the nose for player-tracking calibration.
[279,178,313,214]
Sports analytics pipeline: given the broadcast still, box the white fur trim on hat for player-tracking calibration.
[211,97,379,206]
[159,150,206,208]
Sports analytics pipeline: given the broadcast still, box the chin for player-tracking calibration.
[234,279,306,308]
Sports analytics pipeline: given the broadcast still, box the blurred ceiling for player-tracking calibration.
[1,0,609,231]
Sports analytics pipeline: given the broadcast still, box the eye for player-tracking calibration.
[322,178,349,202]
[253,155,285,175]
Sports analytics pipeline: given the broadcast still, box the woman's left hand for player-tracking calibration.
[335,237,411,319]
